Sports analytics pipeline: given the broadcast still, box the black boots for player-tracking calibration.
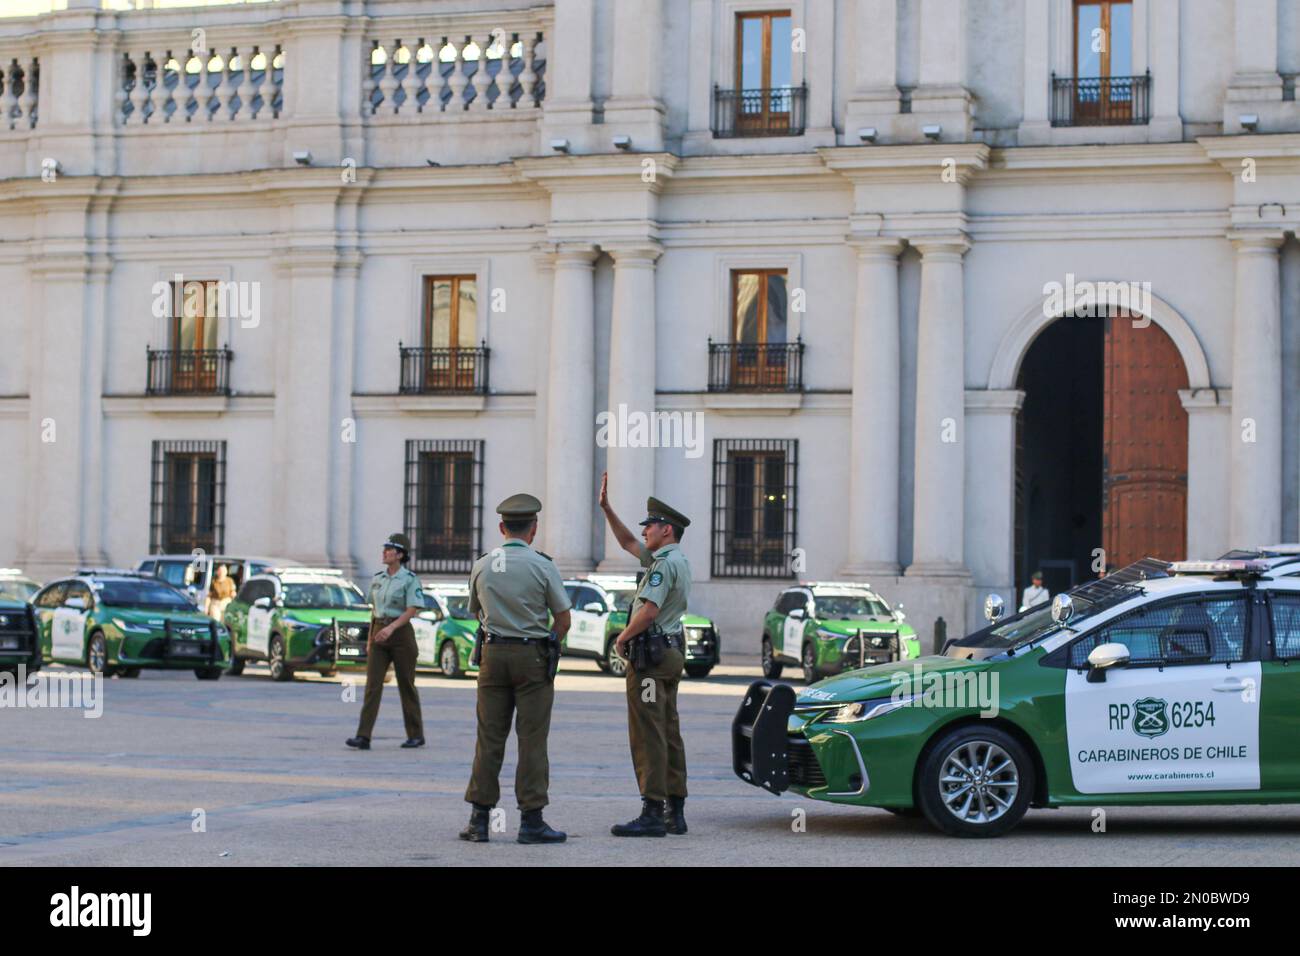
[400,737,425,748]
[459,803,491,842]
[666,795,687,835]
[611,799,667,837]
[517,808,567,845]
[345,736,370,750]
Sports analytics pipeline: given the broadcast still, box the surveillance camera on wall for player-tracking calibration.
[292,150,313,166]
[922,124,942,141]
[549,138,571,154]
[1239,114,1259,132]
[612,134,632,150]
[857,127,877,143]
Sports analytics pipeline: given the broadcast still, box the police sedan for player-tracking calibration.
[733,558,1300,837]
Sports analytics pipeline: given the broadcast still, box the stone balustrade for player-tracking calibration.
[117,42,284,125]
[365,30,547,118]
[0,52,38,132]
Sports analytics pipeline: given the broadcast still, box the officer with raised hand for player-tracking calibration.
[599,473,692,837]
[460,493,571,845]
[347,533,425,750]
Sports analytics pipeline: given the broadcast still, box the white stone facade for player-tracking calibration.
[2,0,1300,650]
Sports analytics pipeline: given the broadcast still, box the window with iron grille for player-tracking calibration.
[150,440,226,554]
[712,438,797,578]
[405,439,483,573]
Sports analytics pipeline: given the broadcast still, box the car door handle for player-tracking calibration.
[1212,679,1249,692]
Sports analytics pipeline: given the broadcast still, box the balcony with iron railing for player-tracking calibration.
[711,83,807,138]
[399,343,490,396]
[146,347,233,396]
[707,338,804,393]
[1050,71,1151,127]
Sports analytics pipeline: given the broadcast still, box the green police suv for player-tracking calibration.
[563,574,721,678]
[31,570,230,679]
[413,581,480,678]
[761,582,920,683]
[735,557,1300,837]
[224,568,371,681]
[0,569,41,675]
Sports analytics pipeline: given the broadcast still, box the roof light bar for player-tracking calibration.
[1169,559,1270,575]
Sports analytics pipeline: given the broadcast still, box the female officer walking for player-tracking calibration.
[346,533,426,750]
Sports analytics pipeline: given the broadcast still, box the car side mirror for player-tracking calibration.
[65,597,87,611]
[253,597,271,609]
[583,601,605,613]
[788,607,805,620]
[1086,642,1131,682]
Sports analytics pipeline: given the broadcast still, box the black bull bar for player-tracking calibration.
[732,680,797,794]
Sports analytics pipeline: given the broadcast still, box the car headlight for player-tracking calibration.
[816,628,845,642]
[113,617,152,634]
[823,695,917,724]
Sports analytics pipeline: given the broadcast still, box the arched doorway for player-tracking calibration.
[1014,311,1189,598]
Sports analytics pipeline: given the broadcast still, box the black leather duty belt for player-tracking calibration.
[484,634,547,646]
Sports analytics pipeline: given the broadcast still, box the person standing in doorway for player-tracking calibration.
[1020,571,1049,612]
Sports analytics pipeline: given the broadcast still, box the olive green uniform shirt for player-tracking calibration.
[369,566,424,617]
[469,540,570,640]
[632,542,691,633]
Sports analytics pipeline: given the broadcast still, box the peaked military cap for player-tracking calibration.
[497,493,543,521]
[638,496,691,528]
[384,532,412,553]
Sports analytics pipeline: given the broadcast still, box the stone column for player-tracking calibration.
[1017,0,1051,144]
[1229,232,1284,548]
[541,0,597,147]
[1148,0,1182,139]
[1224,0,1282,131]
[1180,388,1233,559]
[912,0,973,138]
[842,237,903,578]
[852,0,897,97]
[544,244,598,573]
[603,0,665,150]
[906,236,970,578]
[600,243,661,571]
[964,389,1024,611]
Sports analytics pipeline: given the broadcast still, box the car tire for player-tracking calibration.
[86,632,109,677]
[194,667,223,680]
[684,664,713,678]
[320,667,338,678]
[801,642,818,684]
[227,654,245,676]
[760,637,783,678]
[917,725,1034,838]
[268,635,293,682]
[605,636,628,678]
[440,640,463,679]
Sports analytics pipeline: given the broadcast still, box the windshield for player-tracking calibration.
[97,580,195,610]
[951,594,1103,652]
[281,582,368,610]
[814,595,892,619]
[444,595,474,619]
[608,587,636,614]
[0,579,38,601]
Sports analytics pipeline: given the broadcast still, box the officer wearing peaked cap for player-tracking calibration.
[461,493,572,845]
[599,474,693,837]
[346,532,425,750]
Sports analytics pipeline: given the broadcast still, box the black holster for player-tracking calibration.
[470,628,487,668]
[546,632,560,682]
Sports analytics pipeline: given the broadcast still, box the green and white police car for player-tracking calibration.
[224,568,371,681]
[735,558,1300,837]
[31,570,230,679]
[563,574,721,678]
[761,582,920,683]
[414,581,480,678]
[0,569,41,675]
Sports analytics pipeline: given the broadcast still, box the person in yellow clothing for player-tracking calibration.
[206,563,236,621]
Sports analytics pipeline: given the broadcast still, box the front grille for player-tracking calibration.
[330,620,370,660]
[685,625,717,659]
[0,608,35,652]
[787,738,827,789]
[841,631,899,668]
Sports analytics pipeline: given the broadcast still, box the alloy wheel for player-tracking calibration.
[937,740,1020,826]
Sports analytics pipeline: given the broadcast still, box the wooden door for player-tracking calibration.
[1102,313,1188,566]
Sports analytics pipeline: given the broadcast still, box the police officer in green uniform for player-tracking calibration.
[460,493,571,845]
[599,473,692,837]
[347,533,425,750]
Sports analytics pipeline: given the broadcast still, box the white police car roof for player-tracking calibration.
[423,581,470,593]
